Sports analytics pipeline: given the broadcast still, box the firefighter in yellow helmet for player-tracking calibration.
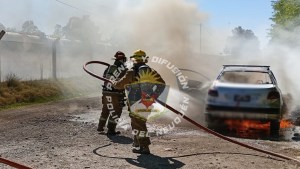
[113,49,165,154]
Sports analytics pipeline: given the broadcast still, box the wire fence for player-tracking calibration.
[0,33,113,82]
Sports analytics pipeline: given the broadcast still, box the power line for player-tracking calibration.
[54,0,96,15]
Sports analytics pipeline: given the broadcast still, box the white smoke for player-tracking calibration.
[2,0,299,117]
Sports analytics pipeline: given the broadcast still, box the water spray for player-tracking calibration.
[83,60,300,165]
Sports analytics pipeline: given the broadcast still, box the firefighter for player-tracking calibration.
[97,51,128,135]
[113,49,165,154]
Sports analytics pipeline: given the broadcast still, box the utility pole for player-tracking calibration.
[40,64,43,80]
[199,23,202,54]
[0,56,1,82]
[0,30,5,82]
[52,38,59,80]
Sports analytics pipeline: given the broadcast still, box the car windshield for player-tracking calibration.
[219,71,272,84]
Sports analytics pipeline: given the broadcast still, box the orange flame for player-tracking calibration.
[225,119,294,131]
[280,119,293,128]
[225,120,269,131]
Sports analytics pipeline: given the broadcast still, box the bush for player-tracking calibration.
[5,73,21,88]
[0,78,98,109]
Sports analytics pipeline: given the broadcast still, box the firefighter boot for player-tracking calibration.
[132,146,150,154]
[97,117,107,133]
[131,136,139,149]
[106,130,121,135]
[97,124,106,135]
[97,126,104,132]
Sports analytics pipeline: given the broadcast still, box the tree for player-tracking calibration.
[270,0,300,44]
[224,26,260,57]
[21,20,46,38]
[6,27,17,33]
[0,23,5,31]
[62,15,100,42]
[51,24,63,38]
[0,23,18,33]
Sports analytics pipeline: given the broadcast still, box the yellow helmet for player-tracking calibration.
[130,49,147,62]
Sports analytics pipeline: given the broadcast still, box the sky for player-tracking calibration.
[196,0,273,48]
[0,0,274,48]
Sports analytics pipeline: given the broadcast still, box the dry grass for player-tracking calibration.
[0,75,99,110]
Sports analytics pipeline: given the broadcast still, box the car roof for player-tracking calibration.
[222,65,270,73]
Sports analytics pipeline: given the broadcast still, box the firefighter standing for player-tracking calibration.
[97,51,128,135]
[113,49,165,154]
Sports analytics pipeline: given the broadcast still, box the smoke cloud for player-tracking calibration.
[1,0,300,120]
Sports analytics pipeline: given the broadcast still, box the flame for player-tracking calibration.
[225,119,293,131]
[280,119,293,128]
[225,120,269,131]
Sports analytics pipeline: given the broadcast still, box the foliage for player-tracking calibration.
[270,0,300,43]
[0,78,99,110]
[21,20,46,38]
[0,23,5,31]
[51,24,64,38]
[5,27,17,33]
[5,73,21,88]
[224,26,260,57]
[1,15,100,41]
[62,15,100,42]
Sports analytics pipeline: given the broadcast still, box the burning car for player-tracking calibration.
[205,65,284,135]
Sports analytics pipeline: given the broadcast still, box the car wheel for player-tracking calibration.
[270,121,280,137]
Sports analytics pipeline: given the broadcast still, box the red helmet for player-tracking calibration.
[114,51,126,60]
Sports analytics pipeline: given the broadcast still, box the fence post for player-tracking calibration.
[52,38,59,80]
[0,30,5,82]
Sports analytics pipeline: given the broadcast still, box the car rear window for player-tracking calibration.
[219,71,272,84]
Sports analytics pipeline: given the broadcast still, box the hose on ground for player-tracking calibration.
[83,60,300,165]
[0,157,32,169]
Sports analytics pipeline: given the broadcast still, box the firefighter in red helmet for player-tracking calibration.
[97,51,128,135]
[113,49,165,154]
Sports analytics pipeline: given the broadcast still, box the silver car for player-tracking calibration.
[205,65,284,135]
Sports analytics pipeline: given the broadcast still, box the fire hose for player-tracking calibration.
[0,30,32,169]
[83,61,300,165]
[0,157,32,169]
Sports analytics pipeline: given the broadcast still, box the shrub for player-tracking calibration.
[6,73,21,88]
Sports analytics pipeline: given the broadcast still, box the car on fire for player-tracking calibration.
[205,65,284,135]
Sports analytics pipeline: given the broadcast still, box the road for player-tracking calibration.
[0,96,300,169]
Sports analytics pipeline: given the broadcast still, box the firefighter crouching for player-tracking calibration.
[97,51,128,135]
[113,49,165,154]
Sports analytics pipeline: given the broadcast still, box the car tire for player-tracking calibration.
[270,120,280,137]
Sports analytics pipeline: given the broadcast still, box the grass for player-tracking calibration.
[0,75,99,110]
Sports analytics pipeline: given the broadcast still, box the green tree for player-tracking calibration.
[21,20,46,38]
[62,15,100,42]
[225,26,260,57]
[270,0,300,44]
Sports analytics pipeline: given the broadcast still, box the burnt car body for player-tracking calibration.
[176,68,210,102]
[205,65,283,135]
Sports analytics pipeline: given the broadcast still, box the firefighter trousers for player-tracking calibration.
[130,113,151,147]
[98,92,124,132]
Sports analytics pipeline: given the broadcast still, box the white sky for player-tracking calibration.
[0,0,273,49]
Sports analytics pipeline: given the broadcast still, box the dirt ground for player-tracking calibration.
[1,96,300,169]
